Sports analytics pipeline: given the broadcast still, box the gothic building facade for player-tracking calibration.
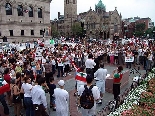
[0,0,51,42]
[51,0,122,39]
[79,0,122,39]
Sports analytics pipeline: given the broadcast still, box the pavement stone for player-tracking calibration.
[0,64,146,116]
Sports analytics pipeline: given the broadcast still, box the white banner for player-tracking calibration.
[125,57,134,62]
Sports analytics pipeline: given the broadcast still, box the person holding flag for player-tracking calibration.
[0,73,10,115]
[73,66,87,96]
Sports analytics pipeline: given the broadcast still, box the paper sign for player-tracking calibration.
[125,57,134,62]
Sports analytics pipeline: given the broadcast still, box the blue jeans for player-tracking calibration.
[24,97,34,116]
[0,94,9,115]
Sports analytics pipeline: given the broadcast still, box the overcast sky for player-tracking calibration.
[50,0,155,22]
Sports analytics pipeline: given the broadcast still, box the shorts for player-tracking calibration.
[50,95,55,105]
[96,81,105,93]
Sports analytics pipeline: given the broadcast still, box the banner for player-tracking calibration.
[125,56,134,62]
[50,39,55,44]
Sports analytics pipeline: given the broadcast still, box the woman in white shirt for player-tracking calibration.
[147,51,154,72]
[21,76,34,116]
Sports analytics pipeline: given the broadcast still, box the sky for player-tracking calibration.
[50,0,155,22]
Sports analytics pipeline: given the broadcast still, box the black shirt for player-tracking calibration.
[48,83,56,96]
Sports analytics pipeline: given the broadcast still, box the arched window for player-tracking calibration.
[17,5,23,16]
[5,3,12,15]
[38,8,42,18]
[28,6,33,17]
[73,0,76,4]
[66,0,69,4]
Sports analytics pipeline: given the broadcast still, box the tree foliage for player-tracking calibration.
[71,22,82,37]
[51,25,59,38]
[135,23,145,37]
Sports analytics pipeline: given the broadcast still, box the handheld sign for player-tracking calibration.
[125,57,134,62]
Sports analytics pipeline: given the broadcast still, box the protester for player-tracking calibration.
[4,68,12,106]
[21,76,34,116]
[47,77,56,111]
[31,77,48,116]
[78,75,100,116]
[0,73,10,115]
[54,80,69,116]
[94,63,107,104]
[85,54,96,77]
[12,76,22,116]
[112,66,123,100]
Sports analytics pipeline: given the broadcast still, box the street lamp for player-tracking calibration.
[81,19,85,38]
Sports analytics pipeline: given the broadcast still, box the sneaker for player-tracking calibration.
[64,73,66,77]
[97,100,102,104]
[74,92,77,96]
[53,107,56,111]
[68,73,71,75]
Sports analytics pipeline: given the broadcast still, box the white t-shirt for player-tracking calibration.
[54,88,69,115]
[21,83,33,97]
[57,58,63,66]
[94,68,107,81]
[42,57,46,65]
[85,59,96,69]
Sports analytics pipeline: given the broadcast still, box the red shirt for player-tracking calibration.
[113,73,123,83]
[4,74,11,84]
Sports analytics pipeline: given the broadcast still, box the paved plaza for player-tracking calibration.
[0,64,146,116]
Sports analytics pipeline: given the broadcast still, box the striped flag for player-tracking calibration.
[0,84,10,95]
[75,72,87,82]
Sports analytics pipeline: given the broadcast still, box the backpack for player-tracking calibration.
[80,85,94,109]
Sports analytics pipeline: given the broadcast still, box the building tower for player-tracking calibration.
[95,0,106,14]
[64,0,77,36]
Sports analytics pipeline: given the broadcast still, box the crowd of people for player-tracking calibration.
[0,37,155,116]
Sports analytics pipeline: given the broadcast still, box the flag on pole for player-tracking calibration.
[75,72,87,82]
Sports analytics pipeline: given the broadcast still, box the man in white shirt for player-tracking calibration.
[31,78,48,116]
[54,80,69,116]
[57,54,64,78]
[85,54,96,77]
[94,63,107,104]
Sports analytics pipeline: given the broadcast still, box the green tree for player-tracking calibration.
[71,22,82,37]
[145,28,153,38]
[135,23,145,37]
[51,25,59,38]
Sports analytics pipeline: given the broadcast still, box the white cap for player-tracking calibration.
[58,80,65,87]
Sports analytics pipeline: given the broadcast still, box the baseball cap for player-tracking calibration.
[58,80,65,86]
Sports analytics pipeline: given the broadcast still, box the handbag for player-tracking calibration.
[13,94,21,103]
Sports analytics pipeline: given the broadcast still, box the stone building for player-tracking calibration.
[79,0,122,39]
[0,0,51,42]
[51,0,77,37]
[51,0,122,39]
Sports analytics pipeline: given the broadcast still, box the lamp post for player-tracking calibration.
[41,28,45,41]
[81,19,85,39]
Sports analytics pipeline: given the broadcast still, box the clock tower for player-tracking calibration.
[64,0,77,36]
[64,0,77,20]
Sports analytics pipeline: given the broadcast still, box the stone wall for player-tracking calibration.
[0,0,51,41]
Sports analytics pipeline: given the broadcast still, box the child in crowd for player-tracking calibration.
[48,77,56,111]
